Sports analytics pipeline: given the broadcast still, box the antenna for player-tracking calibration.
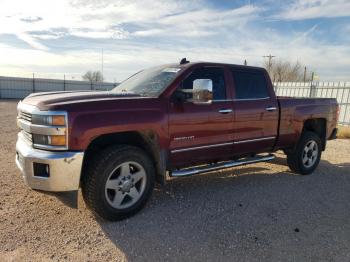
[180,58,190,65]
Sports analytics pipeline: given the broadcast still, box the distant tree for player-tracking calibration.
[263,59,311,82]
[82,71,104,82]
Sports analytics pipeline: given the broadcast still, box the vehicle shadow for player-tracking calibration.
[36,190,79,208]
[95,157,350,262]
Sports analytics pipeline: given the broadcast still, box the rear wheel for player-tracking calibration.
[286,131,322,175]
[82,145,155,221]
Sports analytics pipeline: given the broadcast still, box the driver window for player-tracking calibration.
[181,67,226,100]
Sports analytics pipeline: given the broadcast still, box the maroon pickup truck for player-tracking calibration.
[16,60,338,220]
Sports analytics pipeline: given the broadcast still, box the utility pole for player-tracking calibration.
[263,54,275,75]
[100,48,104,90]
[244,59,247,66]
[101,49,104,82]
[63,74,66,91]
[32,72,35,93]
[303,66,307,82]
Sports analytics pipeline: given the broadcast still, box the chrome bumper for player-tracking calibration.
[15,136,84,192]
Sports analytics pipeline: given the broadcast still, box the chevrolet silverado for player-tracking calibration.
[16,59,338,220]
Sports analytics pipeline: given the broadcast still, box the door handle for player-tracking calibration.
[218,109,233,114]
[265,106,277,112]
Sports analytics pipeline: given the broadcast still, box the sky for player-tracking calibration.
[0,0,349,82]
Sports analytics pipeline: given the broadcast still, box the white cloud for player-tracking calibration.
[20,16,43,23]
[0,0,75,49]
[132,5,260,38]
[0,0,260,46]
[16,33,49,51]
[0,0,349,81]
[275,0,350,20]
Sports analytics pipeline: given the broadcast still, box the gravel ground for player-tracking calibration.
[1,99,350,262]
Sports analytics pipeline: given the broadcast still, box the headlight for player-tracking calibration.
[32,115,66,126]
[30,113,68,150]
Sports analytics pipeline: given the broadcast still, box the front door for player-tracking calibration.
[168,66,234,168]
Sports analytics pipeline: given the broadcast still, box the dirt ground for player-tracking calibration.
[1,99,350,262]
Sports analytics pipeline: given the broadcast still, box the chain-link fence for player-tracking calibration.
[274,82,350,126]
[0,76,117,99]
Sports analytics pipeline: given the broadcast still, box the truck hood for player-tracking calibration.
[22,90,142,109]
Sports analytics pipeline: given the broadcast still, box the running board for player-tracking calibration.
[170,154,275,177]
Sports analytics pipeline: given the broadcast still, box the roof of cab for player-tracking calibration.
[175,61,266,71]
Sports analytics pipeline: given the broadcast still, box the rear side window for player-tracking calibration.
[231,69,269,99]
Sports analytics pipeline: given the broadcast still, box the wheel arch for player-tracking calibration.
[81,131,167,185]
[302,118,327,150]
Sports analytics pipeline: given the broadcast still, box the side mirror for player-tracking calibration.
[192,79,213,104]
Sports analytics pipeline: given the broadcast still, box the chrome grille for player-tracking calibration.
[21,130,33,143]
[19,111,32,123]
[18,109,33,144]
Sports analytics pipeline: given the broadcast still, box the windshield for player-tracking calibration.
[112,66,181,97]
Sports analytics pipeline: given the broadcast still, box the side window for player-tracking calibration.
[231,69,269,99]
[182,67,226,100]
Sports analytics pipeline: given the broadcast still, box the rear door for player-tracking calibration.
[230,68,278,155]
[168,66,234,167]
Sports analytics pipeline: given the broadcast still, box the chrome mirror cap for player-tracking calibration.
[192,79,213,104]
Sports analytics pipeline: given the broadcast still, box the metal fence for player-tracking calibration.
[0,76,117,99]
[0,76,349,126]
[274,82,350,126]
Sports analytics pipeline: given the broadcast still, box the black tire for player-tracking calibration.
[82,145,155,221]
[286,131,322,175]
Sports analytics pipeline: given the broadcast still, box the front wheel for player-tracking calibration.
[82,145,155,221]
[286,131,322,175]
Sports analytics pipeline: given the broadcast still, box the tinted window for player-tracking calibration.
[182,67,226,100]
[231,69,269,99]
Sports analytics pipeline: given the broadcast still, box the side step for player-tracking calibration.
[170,154,275,177]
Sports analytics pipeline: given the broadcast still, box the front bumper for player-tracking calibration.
[16,137,84,192]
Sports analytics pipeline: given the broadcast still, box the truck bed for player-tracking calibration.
[276,96,338,150]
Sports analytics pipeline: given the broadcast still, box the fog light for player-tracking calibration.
[33,134,66,147]
[33,163,50,178]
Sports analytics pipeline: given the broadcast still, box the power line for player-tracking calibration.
[263,54,276,59]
